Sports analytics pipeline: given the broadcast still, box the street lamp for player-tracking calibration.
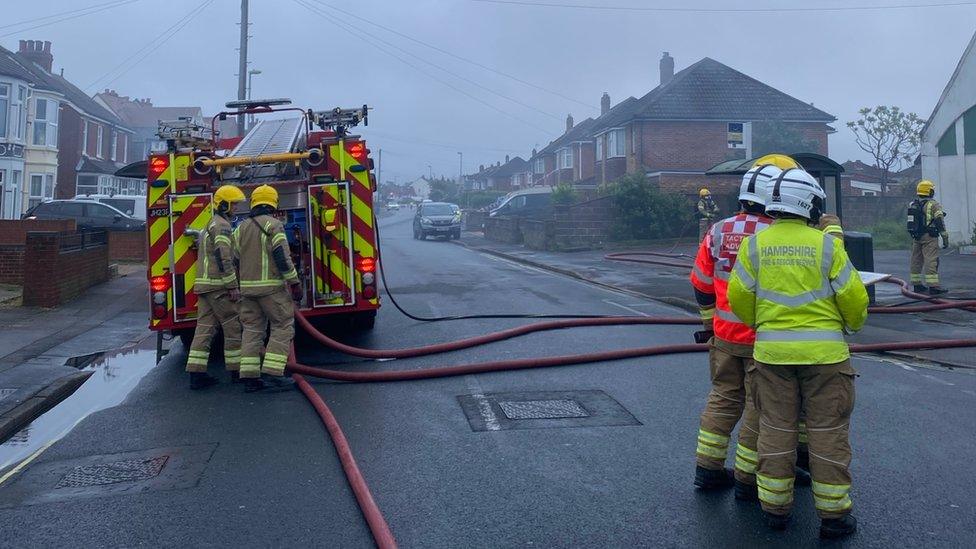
[427,164,432,180]
[247,69,261,129]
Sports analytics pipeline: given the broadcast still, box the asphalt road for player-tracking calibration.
[1,209,974,548]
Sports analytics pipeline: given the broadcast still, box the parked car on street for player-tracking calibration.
[489,186,552,218]
[74,194,147,220]
[387,201,400,211]
[24,199,146,231]
[413,201,461,240]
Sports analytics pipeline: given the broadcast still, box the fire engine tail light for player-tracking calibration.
[148,156,169,180]
[357,257,376,273]
[348,143,367,161]
[150,275,170,292]
[152,304,167,319]
[361,272,375,285]
[362,285,377,300]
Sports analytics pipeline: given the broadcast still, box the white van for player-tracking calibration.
[74,194,146,220]
[488,186,553,218]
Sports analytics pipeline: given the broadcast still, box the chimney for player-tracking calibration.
[532,148,537,157]
[505,154,510,163]
[601,93,611,116]
[18,39,54,73]
[479,164,484,172]
[660,51,675,85]
[566,114,574,133]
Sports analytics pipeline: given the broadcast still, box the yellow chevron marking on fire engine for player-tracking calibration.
[149,217,168,247]
[350,193,373,229]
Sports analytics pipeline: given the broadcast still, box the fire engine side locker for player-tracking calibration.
[167,193,214,323]
[308,182,356,308]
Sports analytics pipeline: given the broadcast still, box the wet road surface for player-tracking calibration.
[0,209,974,547]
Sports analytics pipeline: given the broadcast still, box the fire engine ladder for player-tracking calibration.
[223,117,305,179]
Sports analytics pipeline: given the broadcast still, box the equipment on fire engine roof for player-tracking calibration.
[250,185,279,209]
[752,153,801,171]
[225,98,293,109]
[158,117,214,149]
[314,105,369,137]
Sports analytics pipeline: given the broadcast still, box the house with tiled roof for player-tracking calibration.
[0,40,139,214]
[94,90,203,161]
[528,53,836,203]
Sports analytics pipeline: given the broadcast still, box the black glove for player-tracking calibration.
[941,235,950,249]
[290,283,303,302]
[693,330,714,344]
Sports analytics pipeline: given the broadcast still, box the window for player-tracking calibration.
[607,129,626,158]
[632,125,638,154]
[937,125,957,156]
[596,136,604,160]
[964,107,976,155]
[110,130,118,161]
[0,83,9,138]
[77,174,98,195]
[12,85,26,141]
[61,202,85,216]
[29,174,44,208]
[119,133,127,162]
[557,148,572,169]
[32,98,60,146]
[96,125,104,158]
[87,203,118,219]
[533,158,545,174]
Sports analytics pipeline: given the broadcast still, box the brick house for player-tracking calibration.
[466,156,529,191]
[8,40,139,200]
[94,90,203,161]
[528,53,835,203]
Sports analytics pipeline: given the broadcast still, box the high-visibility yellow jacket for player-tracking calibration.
[194,214,237,294]
[727,218,869,365]
[234,214,299,297]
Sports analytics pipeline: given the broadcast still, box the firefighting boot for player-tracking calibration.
[734,479,757,502]
[764,511,792,531]
[230,371,241,384]
[189,372,218,391]
[820,514,857,539]
[912,284,927,294]
[244,375,295,393]
[928,286,949,296]
[694,466,734,490]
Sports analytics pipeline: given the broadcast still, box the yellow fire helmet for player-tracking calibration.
[250,184,279,209]
[213,185,246,210]
[916,179,935,197]
[753,153,801,171]
[699,188,711,197]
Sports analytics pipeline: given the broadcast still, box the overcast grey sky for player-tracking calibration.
[4,0,976,183]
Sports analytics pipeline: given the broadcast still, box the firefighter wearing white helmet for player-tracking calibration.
[186,185,246,390]
[727,168,868,539]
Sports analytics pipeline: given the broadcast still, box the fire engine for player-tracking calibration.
[143,99,380,351]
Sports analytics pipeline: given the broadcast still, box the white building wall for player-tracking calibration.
[23,90,61,214]
[921,33,976,244]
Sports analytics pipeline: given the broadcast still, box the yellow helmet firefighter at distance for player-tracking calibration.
[250,184,279,209]
[916,179,935,197]
[752,153,801,171]
[699,188,711,197]
[213,185,246,211]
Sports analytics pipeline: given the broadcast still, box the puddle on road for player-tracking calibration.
[0,339,158,477]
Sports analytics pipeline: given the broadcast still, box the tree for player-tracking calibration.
[752,120,820,157]
[847,106,925,203]
[606,173,695,240]
[428,177,459,202]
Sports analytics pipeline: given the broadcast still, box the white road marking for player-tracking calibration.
[921,374,955,386]
[603,300,650,317]
[472,393,502,431]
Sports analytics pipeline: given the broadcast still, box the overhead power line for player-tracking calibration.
[84,0,216,92]
[308,0,596,110]
[293,0,556,137]
[367,129,525,155]
[0,0,143,38]
[471,0,976,12]
[307,0,562,122]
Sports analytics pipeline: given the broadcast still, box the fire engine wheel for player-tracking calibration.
[351,311,376,331]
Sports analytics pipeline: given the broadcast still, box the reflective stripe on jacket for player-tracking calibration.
[727,218,869,365]
[194,215,238,294]
[690,212,772,345]
[234,214,299,297]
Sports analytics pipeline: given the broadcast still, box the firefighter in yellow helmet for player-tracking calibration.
[728,168,868,539]
[186,184,246,390]
[908,180,949,295]
[697,188,720,240]
[235,184,302,392]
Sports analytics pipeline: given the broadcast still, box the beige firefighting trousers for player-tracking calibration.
[910,234,941,287]
[240,289,295,378]
[753,360,856,519]
[186,291,241,373]
[696,338,760,484]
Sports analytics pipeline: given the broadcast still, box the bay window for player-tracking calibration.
[596,136,604,160]
[32,98,58,147]
[0,83,8,138]
[607,129,626,158]
[557,148,572,169]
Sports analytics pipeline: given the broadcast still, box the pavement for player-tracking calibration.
[0,209,973,547]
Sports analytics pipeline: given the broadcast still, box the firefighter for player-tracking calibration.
[235,184,302,392]
[697,188,720,241]
[186,184,245,390]
[908,180,950,295]
[728,168,868,539]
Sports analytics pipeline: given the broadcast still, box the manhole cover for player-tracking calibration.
[55,455,169,489]
[499,399,588,420]
[0,388,16,403]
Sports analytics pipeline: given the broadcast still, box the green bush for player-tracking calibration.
[606,173,696,240]
[459,190,506,209]
[551,183,578,206]
[865,220,911,250]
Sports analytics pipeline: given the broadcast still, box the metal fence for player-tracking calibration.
[59,230,108,252]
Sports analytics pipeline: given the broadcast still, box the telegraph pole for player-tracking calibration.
[377,149,382,189]
[236,0,249,136]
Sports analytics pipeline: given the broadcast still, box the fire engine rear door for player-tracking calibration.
[168,193,213,322]
[308,182,355,308]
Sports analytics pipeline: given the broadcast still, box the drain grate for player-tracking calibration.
[55,455,169,489]
[499,399,588,420]
[0,388,16,403]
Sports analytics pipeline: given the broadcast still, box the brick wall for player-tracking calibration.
[652,173,741,215]
[0,245,25,284]
[108,229,147,261]
[595,157,627,185]
[579,143,595,182]
[551,196,612,250]
[841,196,909,230]
[56,106,83,199]
[521,219,552,250]
[0,219,77,244]
[22,232,109,307]
[484,216,523,244]
[463,210,487,232]
[641,121,747,171]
